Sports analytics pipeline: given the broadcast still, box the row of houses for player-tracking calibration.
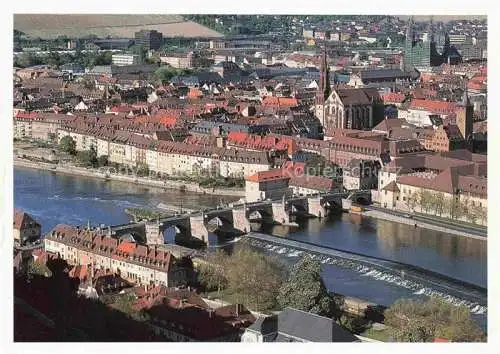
[57,124,274,178]
[44,224,192,287]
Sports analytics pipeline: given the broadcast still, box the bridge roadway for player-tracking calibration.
[110,190,369,231]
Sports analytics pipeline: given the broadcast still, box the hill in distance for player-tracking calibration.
[14,14,223,39]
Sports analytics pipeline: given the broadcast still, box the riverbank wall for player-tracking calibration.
[362,209,486,241]
[14,158,245,198]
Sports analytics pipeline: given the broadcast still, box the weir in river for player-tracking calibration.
[242,232,487,315]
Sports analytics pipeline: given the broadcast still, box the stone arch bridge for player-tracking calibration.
[108,191,371,246]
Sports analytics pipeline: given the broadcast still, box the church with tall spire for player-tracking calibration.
[315,46,330,126]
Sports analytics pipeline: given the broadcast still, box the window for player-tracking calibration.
[403,197,406,201]
[396,196,399,201]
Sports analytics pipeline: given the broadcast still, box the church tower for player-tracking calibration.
[455,77,474,148]
[315,46,330,126]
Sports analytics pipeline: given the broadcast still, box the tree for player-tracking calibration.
[136,163,150,177]
[277,255,338,318]
[14,52,44,68]
[76,146,98,167]
[415,189,433,213]
[304,154,338,178]
[472,204,487,225]
[433,192,445,216]
[445,197,465,220]
[384,297,485,342]
[59,135,76,155]
[151,66,183,84]
[225,244,285,311]
[89,145,98,168]
[46,50,62,68]
[338,315,368,334]
[131,44,148,63]
[97,155,109,167]
[462,198,478,224]
[405,192,418,212]
[197,250,228,294]
[28,260,53,278]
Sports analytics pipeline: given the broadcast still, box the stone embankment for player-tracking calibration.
[14,158,245,197]
[362,209,486,241]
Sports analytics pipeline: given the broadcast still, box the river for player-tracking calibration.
[14,166,487,329]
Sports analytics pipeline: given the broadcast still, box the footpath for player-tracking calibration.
[14,158,245,197]
[363,208,486,241]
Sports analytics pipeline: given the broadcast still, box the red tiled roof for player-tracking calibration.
[288,174,336,192]
[261,96,298,107]
[283,161,306,175]
[382,92,405,104]
[117,241,136,254]
[408,99,456,115]
[188,88,203,99]
[45,225,174,272]
[246,169,288,183]
[382,181,400,192]
[15,111,39,119]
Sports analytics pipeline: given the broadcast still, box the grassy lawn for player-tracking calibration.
[203,290,278,315]
[361,327,392,342]
[204,289,241,306]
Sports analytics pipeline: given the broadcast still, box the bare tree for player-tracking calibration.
[433,193,445,216]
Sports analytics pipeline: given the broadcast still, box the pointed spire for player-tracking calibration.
[316,45,330,105]
[462,76,470,106]
[429,15,435,43]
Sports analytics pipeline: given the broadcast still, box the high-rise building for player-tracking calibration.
[402,16,431,71]
[134,29,163,50]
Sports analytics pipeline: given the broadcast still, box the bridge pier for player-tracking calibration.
[271,202,291,225]
[307,197,328,218]
[232,208,251,233]
[189,215,209,246]
[342,198,353,211]
[145,221,164,245]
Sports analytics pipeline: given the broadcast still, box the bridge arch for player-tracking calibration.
[247,208,273,221]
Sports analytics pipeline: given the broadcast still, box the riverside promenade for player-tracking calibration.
[362,207,487,241]
[14,158,245,197]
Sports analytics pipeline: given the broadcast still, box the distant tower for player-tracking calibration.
[315,46,331,127]
[455,77,474,148]
[429,16,435,43]
[430,15,443,66]
[442,32,451,63]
